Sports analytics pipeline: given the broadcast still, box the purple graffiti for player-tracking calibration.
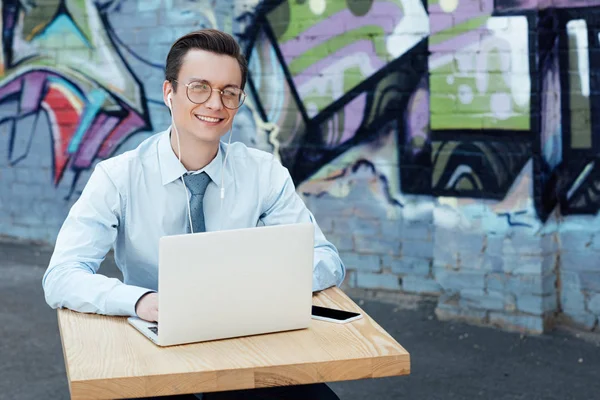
[429,0,493,37]
[279,3,402,64]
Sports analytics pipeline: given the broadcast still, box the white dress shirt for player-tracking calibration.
[42,128,345,316]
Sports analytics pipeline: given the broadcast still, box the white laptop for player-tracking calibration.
[127,222,314,347]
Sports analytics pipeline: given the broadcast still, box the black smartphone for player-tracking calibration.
[311,305,362,323]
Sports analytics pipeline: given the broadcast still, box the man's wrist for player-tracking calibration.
[134,290,155,316]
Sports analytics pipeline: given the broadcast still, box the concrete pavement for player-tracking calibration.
[1,239,599,400]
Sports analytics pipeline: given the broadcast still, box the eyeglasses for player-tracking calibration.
[172,80,246,110]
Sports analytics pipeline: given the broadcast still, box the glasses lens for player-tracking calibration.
[187,82,211,104]
[221,88,244,109]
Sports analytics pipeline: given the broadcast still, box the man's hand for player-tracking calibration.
[135,292,158,322]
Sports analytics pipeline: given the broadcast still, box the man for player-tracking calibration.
[42,29,344,399]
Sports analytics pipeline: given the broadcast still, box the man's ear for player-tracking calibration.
[162,80,174,113]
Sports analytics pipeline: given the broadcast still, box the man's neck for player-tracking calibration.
[170,129,219,171]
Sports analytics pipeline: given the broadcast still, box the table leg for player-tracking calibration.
[201,383,340,400]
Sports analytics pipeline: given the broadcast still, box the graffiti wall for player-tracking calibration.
[1,0,600,332]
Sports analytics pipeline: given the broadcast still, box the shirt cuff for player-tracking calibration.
[105,284,155,317]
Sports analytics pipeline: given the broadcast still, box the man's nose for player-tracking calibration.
[205,89,223,110]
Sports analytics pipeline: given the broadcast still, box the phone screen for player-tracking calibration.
[311,305,361,321]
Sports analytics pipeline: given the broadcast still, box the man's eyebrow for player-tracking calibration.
[187,78,209,84]
[188,78,240,89]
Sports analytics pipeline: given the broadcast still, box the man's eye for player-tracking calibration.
[223,89,238,97]
[191,84,209,91]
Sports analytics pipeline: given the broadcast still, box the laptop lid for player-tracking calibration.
[156,222,314,346]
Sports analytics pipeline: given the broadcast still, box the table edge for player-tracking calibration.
[69,353,410,399]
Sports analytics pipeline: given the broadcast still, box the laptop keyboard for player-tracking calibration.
[148,326,158,335]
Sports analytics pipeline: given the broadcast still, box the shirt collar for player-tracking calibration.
[158,127,223,186]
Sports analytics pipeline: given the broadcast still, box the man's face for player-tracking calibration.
[164,49,243,145]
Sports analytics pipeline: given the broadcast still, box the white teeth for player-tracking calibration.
[196,115,221,123]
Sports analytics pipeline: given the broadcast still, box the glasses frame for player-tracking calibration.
[171,79,246,110]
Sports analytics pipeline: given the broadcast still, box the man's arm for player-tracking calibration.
[42,164,151,316]
[259,158,346,292]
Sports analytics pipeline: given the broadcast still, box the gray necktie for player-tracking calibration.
[183,172,211,233]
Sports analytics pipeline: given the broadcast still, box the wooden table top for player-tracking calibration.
[58,287,410,399]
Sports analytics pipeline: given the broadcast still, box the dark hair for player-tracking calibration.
[165,29,248,91]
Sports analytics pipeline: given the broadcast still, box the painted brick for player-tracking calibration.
[381,220,403,239]
[7,225,39,241]
[36,227,56,244]
[434,268,486,293]
[7,198,22,214]
[433,245,459,268]
[542,233,560,255]
[437,292,459,306]
[561,252,599,272]
[316,216,334,233]
[344,270,358,288]
[565,312,598,330]
[561,270,581,289]
[540,254,558,275]
[434,227,485,254]
[503,232,556,256]
[459,252,483,270]
[354,235,400,256]
[588,294,600,315]
[356,272,401,291]
[590,234,600,251]
[402,239,433,259]
[489,312,544,333]
[402,276,441,294]
[516,294,556,315]
[504,293,517,312]
[460,235,486,253]
[339,252,381,273]
[561,288,586,314]
[14,168,37,184]
[335,218,380,236]
[459,234,485,254]
[506,273,556,296]
[402,202,434,222]
[485,234,504,256]
[32,200,52,221]
[310,195,354,217]
[0,167,16,183]
[459,289,505,311]
[402,221,432,241]
[502,255,530,274]
[14,212,43,228]
[352,199,391,220]
[381,255,393,268]
[481,254,503,272]
[502,254,556,275]
[579,272,600,292]
[559,230,593,252]
[390,256,430,276]
[11,182,35,199]
[0,167,19,184]
[327,234,354,252]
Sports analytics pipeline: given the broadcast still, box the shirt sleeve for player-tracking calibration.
[42,163,152,316]
[259,158,346,292]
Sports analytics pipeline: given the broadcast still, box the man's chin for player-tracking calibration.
[187,129,224,143]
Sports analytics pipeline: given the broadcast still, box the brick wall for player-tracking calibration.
[2,0,600,333]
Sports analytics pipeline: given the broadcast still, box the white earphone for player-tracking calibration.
[168,92,231,233]
[169,93,195,232]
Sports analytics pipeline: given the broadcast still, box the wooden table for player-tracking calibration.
[57,287,410,399]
